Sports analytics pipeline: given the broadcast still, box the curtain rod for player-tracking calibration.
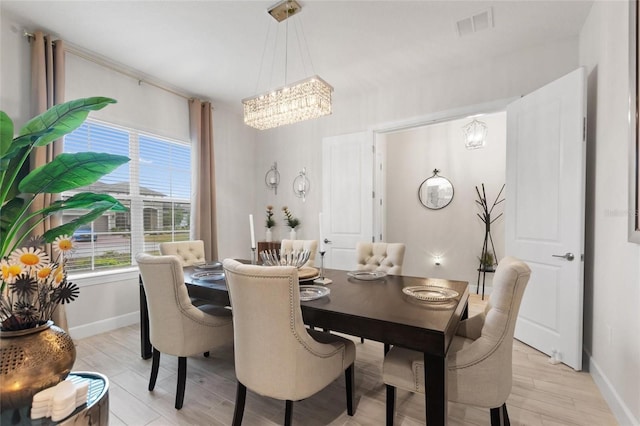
[23,30,207,104]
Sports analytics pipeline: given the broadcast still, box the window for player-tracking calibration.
[63,119,191,273]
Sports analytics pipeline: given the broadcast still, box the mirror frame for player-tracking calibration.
[418,169,454,210]
[630,0,640,243]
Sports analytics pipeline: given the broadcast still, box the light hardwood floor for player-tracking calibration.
[72,295,618,425]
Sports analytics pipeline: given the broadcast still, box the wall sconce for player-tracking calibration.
[293,167,310,202]
[265,162,280,194]
[462,118,488,150]
[434,255,442,266]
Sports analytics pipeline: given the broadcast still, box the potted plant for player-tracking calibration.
[265,205,276,242]
[0,97,129,408]
[478,251,495,272]
[282,206,300,239]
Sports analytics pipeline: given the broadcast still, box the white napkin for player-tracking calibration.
[30,378,90,420]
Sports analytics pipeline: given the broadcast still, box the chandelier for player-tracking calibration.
[242,0,333,130]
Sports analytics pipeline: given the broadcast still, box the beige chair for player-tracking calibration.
[356,242,406,275]
[159,240,207,266]
[280,239,318,267]
[159,240,210,306]
[223,259,356,425]
[136,253,233,409]
[382,256,531,426]
[356,242,406,346]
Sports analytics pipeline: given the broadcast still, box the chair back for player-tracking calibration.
[223,259,347,400]
[136,253,208,355]
[280,239,318,267]
[159,240,206,266]
[449,256,531,407]
[356,242,405,275]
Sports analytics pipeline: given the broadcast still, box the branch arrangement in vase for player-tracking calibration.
[282,206,300,230]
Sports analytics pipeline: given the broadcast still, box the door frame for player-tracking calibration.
[370,98,516,242]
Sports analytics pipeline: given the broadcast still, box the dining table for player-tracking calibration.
[138,264,469,425]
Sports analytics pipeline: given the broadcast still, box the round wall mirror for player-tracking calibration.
[418,169,454,210]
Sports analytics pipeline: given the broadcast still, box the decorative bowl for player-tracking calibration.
[260,249,311,269]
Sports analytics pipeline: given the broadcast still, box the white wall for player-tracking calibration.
[580,2,640,424]
[384,112,506,287]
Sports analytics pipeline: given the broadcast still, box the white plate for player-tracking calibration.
[402,286,459,302]
[191,271,225,282]
[195,261,222,270]
[347,270,387,281]
[299,285,330,301]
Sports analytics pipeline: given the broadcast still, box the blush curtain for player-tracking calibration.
[30,31,68,332]
[189,100,218,261]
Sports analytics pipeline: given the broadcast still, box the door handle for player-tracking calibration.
[323,238,332,244]
[552,252,575,261]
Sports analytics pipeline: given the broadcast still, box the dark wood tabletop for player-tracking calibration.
[139,265,469,425]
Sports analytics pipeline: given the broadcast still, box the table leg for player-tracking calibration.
[139,276,152,359]
[424,353,447,425]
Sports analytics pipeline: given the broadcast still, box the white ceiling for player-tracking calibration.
[1,1,593,110]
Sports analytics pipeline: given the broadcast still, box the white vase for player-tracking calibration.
[265,228,273,242]
[289,229,297,240]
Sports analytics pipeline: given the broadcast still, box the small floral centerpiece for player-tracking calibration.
[0,236,79,331]
[266,205,276,229]
[282,206,300,229]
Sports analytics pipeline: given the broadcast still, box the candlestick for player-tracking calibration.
[251,247,257,265]
[313,251,332,285]
[249,214,256,249]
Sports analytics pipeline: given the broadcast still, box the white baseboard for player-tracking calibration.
[69,312,139,340]
[586,350,639,426]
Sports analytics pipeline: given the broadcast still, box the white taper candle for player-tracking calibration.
[249,214,256,249]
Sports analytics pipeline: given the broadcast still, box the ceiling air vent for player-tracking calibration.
[456,8,494,37]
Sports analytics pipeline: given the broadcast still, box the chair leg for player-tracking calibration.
[284,400,293,426]
[175,357,187,409]
[148,348,160,391]
[360,337,365,343]
[490,403,510,426]
[232,381,247,426]
[386,384,396,426]
[345,363,355,415]
[384,343,391,354]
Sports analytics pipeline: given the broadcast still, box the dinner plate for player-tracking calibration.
[191,271,225,282]
[195,261,222,270]
[298,267,319,280]
[299,274,320,283]
[347,270,387,281]
[402,285,459,302]
[299,285,330,301]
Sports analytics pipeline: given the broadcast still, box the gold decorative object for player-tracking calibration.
[0,321,76,409]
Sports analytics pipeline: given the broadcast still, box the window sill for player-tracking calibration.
[69,267,139,287]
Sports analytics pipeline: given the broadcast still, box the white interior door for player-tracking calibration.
[322,132,373,270]
[506,67,586,370]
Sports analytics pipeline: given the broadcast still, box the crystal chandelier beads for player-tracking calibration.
[243,76,333,130]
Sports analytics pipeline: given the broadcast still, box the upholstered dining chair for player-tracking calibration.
[382,256,531,426]
[222,259,356,425]
[159,240,210,306]
[136,253,234,409]
[355,242,406,275]
[159,240,207,266]
[280,239,318,267]
[356,242,406,346]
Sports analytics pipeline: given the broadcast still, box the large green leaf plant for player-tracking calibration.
[0,97,130,258]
